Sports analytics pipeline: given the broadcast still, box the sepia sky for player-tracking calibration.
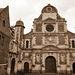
[0,0,75,34]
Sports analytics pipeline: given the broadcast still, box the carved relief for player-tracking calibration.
[59,53,66,64]
[45,36,57,45]
[22,52,30,60]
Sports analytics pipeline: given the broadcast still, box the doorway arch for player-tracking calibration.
[10,58,15,75]
[73,63,75,73]
[24,62,29,73]
[45,56,56,73]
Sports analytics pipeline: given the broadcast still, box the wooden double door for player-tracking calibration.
[45,56,56,73]
[24,62,29,73]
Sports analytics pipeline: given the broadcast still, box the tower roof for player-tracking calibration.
[15,20,24,26]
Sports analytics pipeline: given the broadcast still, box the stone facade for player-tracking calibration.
[8,4,75,75]
[0,6,10,75]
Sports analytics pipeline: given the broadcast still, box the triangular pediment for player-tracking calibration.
[43,18,56,22]
[43,45,59,50]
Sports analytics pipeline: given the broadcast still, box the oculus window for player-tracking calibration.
[46,24,54,32]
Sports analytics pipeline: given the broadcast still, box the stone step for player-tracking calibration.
[23,73,59,75]
[15,73,74,75]
[41,73,59,75]
[24,73,74,75]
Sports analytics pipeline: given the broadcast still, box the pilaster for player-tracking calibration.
[7,57,11,75]
[67,52,70,73]
[57,53,60,73]
[41,53,45,73]
[14,58,18,74]
[32,53,35,65]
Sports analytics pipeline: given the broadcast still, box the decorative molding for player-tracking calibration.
[45,36,57,45]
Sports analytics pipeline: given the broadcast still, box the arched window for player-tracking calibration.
[2,20,5,27]
[72,40,75,48]
[10,58,15,74]
[26,40,29,48]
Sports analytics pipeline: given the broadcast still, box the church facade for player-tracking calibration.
[7,4,75,75]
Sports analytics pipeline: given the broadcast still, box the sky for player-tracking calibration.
[0,0,75,34]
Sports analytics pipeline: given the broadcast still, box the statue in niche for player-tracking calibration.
[35,54,40,63]
[60,53,66,64]
[22,52,29,59]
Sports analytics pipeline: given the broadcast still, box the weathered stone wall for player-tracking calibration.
[0,6,10,36]
[0,6,10,75]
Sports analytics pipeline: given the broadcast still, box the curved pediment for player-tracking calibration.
[42,45,59,50]
[42,4,58,13]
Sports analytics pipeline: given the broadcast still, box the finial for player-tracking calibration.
[48,4,51,6]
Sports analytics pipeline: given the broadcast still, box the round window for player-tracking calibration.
[46,25,54,32]
[46,7,52,12]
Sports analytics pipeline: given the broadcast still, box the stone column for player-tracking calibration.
[58,53,60,65]
[67,52,70,65]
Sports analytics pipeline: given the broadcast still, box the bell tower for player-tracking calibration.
[15,20,25,45]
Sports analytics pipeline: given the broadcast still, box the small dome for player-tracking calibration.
[16,20,24,26]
